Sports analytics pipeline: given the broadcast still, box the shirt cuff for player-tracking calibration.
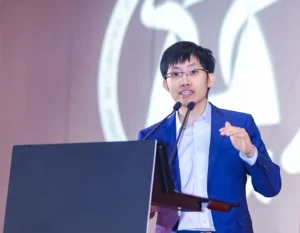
[239,146,258,166]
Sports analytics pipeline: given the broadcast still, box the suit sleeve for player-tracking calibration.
[243,114,282,197]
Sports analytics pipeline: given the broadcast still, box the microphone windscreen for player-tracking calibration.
[173,102,182,111]
[187,101,195,110]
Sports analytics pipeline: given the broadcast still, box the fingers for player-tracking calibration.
[225,121,231,127]
[229,131,249,140]
[219,121,254,156]
[219,121,232,133]
[219,121,231,130]
[220,127,239,136]
[220,126,243,136]
[219,122,249,139]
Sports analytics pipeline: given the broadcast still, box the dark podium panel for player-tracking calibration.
[4,140,157,233]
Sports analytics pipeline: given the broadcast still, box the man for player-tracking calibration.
[138,41,281,233]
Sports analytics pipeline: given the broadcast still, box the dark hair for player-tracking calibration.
[160,41,215,78]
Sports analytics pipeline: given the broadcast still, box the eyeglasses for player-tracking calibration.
[164,68,209,79]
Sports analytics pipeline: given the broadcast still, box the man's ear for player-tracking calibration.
[207,73,215,88]
[162,80,169,91]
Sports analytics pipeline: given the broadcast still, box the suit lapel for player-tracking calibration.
[208,103,225,181]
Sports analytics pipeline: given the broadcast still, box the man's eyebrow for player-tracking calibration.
[169,63,197,70]
[187,62,197,67]
[169,66,181,70]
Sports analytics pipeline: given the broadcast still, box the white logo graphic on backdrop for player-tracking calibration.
[281,129,300,174]
[214,0,280,204]
[98,0,139,142]
[98,0,300,204]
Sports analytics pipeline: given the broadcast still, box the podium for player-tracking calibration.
[3,140,238,233]
[152,141,239,212]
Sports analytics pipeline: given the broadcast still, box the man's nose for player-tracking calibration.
[180,73,190,85]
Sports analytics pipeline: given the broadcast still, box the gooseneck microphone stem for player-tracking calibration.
[168,101,195,165]
[142,102,182,140]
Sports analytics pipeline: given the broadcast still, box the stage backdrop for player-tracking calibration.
[0,0,299,232]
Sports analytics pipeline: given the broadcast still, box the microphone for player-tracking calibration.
[168,101,195,165]
[142,102,182,140]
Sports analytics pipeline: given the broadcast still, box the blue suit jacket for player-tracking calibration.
[138,103,281,233]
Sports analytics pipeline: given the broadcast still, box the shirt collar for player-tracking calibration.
[175,100,212,135]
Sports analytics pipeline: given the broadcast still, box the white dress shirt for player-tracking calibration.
[175,101,258,231]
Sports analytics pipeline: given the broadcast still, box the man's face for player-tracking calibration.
[162,55,214,107]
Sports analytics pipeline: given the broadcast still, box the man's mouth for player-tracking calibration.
[180,90,194,95]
